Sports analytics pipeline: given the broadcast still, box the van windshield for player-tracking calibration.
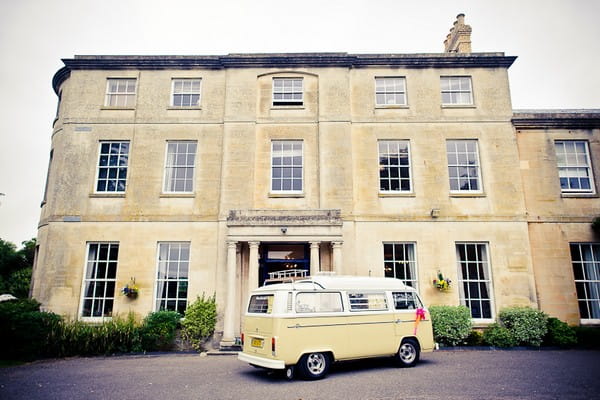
[248,295,274,314]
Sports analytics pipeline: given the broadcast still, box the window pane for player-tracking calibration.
[571,243,600,319]
[164,141,197,193]
[379,140,411,192]
[555,141,594,193]
[81,243,118,318]
[271,141,303,192]
[457,243,492,319]
[273,78,303,105]
[155,242,190,313]
[441,76,473,105]
[447,140,481,192]
[375,77,407,106]
[172,79,201,106]
[383,242,417,288]
[96,142,129,193]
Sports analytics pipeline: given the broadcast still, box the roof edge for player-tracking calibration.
[512,109,600,129]
[52,52,516,94]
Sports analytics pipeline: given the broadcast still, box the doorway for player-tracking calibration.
[258,243,309,286]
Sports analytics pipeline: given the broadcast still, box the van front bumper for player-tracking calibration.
[238,352,286,370]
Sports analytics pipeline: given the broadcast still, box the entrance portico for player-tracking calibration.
[220,209,343,347]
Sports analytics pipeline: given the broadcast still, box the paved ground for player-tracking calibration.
[1,350,599,399]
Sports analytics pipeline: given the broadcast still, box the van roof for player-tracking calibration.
[253,275,414,292]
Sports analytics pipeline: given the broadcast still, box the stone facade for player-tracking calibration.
[513,111,600,324]
[32,39,600,343]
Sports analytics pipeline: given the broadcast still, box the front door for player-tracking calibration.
[259,243,310,286]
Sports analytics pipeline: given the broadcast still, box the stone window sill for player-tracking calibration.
[89,193,126,198]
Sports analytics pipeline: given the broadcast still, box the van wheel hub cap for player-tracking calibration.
[306,353,326,374]
[399,343,416,363]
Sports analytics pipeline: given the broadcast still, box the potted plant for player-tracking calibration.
[433,271,451,292]
[121,279,139,299]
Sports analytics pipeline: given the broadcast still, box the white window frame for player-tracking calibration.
[555,140,596,194]
[163,141,197,193]
[375,77,407,106]
[441,76,473,106]
[383,242,418,289]
[171,78,202,107]
[270,140,303,194]
[456,242,495,322]
[570,243,600,324]
[272,77,303,106]
[79,242,119,321]
[378,140,412,193]
[154,242,191,314]
[446,139,483,194]
[105,78,137,107]
[95,141,130,193]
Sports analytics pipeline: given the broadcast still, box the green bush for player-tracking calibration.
[483,323,517,347]
[499,307,547,347]
[50,313,143,357]
[0,299,62,360]
[182,293,217,351]
[141,311,181,351]
[429,305,472,346]
[543,317,577,347]
[3,267,32,298]
[465,330,485,346]
[573,326,600,349]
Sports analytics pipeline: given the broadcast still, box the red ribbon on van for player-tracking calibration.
[414,308,426,335]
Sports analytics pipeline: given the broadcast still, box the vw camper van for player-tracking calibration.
[238,275,434,380]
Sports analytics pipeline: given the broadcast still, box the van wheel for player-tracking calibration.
[298,352,330,380]
[396,339,420,368]
[284,366,295,380]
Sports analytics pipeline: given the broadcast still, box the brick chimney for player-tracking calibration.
[444,13,472,53]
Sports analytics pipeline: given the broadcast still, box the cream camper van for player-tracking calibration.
[238,275,434,380]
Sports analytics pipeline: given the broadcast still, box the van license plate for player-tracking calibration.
[251,338,264,348]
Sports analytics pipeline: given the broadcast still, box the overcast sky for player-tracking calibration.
[0,0,598,246]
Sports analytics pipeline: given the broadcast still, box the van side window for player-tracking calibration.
[392,292,422,310]
[248,295,274,314]
[296,292,343,313]
[348,292,388,311]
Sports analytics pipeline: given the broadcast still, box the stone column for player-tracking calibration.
[309,241,320,276]
[248,241,260,294]
[332,241,343,275]
[221,240,238,347]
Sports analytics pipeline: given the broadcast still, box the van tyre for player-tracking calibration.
[396,339,420,368]
[284,366,295,380]
[298,352,330,380]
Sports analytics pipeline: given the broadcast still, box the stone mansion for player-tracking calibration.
[32,15,600,346]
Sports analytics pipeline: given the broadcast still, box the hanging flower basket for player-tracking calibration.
[121,279,139,299]
[433,271,451,292]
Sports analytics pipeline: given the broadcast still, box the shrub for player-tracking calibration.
[573,326,600,349]
[182,293,217,351]
[483,323,517,348]
[499,307,548,347]
[429,305,472,346]
[543,317,577,347]
[465,330,484,346]
[3,267,32,298]
[141,311,181,351]
[0,299,63,360]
